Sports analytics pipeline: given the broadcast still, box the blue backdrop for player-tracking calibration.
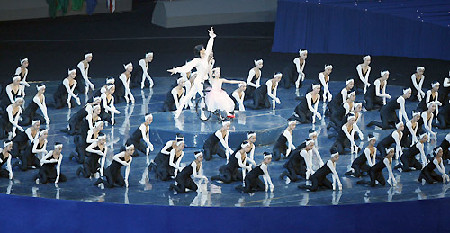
[273,0,450,61]
[1,193,450,232]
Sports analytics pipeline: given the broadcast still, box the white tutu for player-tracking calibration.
[205,79,235,113]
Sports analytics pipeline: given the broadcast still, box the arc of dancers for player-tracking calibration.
[1,28,449,202]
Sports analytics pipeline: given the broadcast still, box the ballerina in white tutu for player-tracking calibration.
[205,67,245,118]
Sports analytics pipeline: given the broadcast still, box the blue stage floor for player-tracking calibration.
[0,76,448,207]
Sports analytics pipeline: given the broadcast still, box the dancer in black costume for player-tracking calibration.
[100,84,120,125]
[418,147,449,184]
[66,96,101,135]
[416,81,439,113]
[364,70,391,111]
[357,148,396,187]
[18,129,48,171]
[77,133,107,180]
[282,49,307,90]
[272,121,297,161]
[347,134,377,178]
[237,152,274,193]
[169,151,208,193]
[367,87,411,129]
[230,83,246,112]
[251,73,282,109]
[0,98,24,139]
[289,84,321,124]
[408,67,426,102]
[163,77,186,112]
[125,113,154,157]
[355,55,371,94]
[245,59,263,100]
[211,141,253,184]
[95,144,133,188]
[21,84,49,126]
[35,143,66,184]
[0,141,14,180]
[202,120,233,161]
[395,133,427,172]
[376,122,404,160]
[11,120,40,158]
[280,139,315,182]
[155,139,184,181]
[298,148,342,192]
[53,69,81,109]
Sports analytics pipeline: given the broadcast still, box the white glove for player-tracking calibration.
[275,98,281,104]
[316,112,322,120]
[269,184,274,192]
[125,96,130,104]
[148,144,154,151]
[75,97,81,105]
[386,94,392,99]
[130,95,135,104]
[17,126,24,132]
[125,180,129,188]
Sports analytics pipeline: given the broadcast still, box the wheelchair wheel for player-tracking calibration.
[195,96,212,121]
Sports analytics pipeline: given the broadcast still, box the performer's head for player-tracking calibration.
[345,78,354,89]
[84,52,93,62]
[434,147,443,158]
[194,151,203,162]
[363,55,371,65]
[20,58,29,67]
[247,131,256,143]
[3,140,13,151]
[254,59,264,69]
[367,134,376,146]
[263,152,273,164]
[330,148,339,162]
[299,49,308,59]
[194,44,205,58]
[416,66,425,75]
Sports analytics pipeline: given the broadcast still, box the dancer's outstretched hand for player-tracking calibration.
[209,27,216,38]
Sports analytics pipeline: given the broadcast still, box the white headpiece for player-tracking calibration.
[363,55,371,61]
[177,77,188,85]
[309,131,318,138]
[54,143,63,149]
[14,97,24,103]
[3,140,13,148]
[238,82,246,88]
[194,151,203,159]
[299,49,308,56]
[431,81,440,88]
[419,133,427,140]
[264,152,273,159]
[312,84,321,89]
[347,91,356,98]
[40,129,48,135]
[395,121,404,129]
[145,113,153,121]
[106,77,115,84]
[126,144,135,150]
[105,84,115,91]
[32,120,40,126]
[98,134,107,140]
[288,120,297,126]
[176,140,184,147]
[146,52,154,58]
[93,104,101,111]
[123,63,132,70]
[416,67,425,72]
[36,84,46,91]
[175,134,184,141]
[346,79,354,85]
[403,88,411,95]
[385,148,394,154]
[368,134,376,141]
[381,70,389,76]
[305,139,314,146]
[13,75,21,82]
[94,121,104,128]
[84,53,93,59]
[324,64,333,70]
[222,120,231,127]
[247,131,256,139]
[241,141,250,148]
[347,114,356,121]
[254,59,263,66]
[93,96,102,103]
[331,151,339,158]
[427,101,441,108]
[20,58,28,64]
[68,69,76,75]
[434,147,443,155]
[412,111,420,118]
[274,72,283,78]
[354,102,362,108]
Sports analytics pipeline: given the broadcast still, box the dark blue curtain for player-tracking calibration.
[273,0,450,61]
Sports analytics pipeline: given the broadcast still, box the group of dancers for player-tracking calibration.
[0,27,449,197]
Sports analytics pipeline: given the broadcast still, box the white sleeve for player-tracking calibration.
[101,93,113,113]
[113,153,128,166]
[306,93,315,112]
[283,130,295,151]
[6,155,13,179]
[171,88,180,110]
[411,74,421,91]
[356,65,365,83]
[63,79,76,99]
[77,62,89,82]
[236,152,246,168]
[56,155,62,179]
[313,147,324,167]
[354,123,364,140]
[7,106,21,129]
[341,89,347,104]
[34,95,49,121]
[327,160,341,186]
[301,150,313,172]
[5,85,14,104]
[139,59,149,78]
[444,78,450,87]
[215,130,229,150]
[168,150,182,171]
[248,145,255,161]
[261,164,273,186]
[364,148,375,167]
[171,59,199,74]
[246,69,257,87]
[406,121,418,144]
[434,159,445,175]
[40,151,54,166]
[14,67,21,76]
[319,73,326,87]
[342,125,354,144]
[383,158,395,182]
[32,139,47,154]
[204,37,215,60]
[426,90,431,103]
[192,162,202,179]
[86,142,103,156]
[124,161,131,184]
[397,97,408,122]
[417,143,427,166]
[392,131,402,158]
[374,80,383,97]
[85,130,97,144]
[100,148,106,177]
[139,124,150,145]
[421,112,433,133]
[266,80,276,100]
